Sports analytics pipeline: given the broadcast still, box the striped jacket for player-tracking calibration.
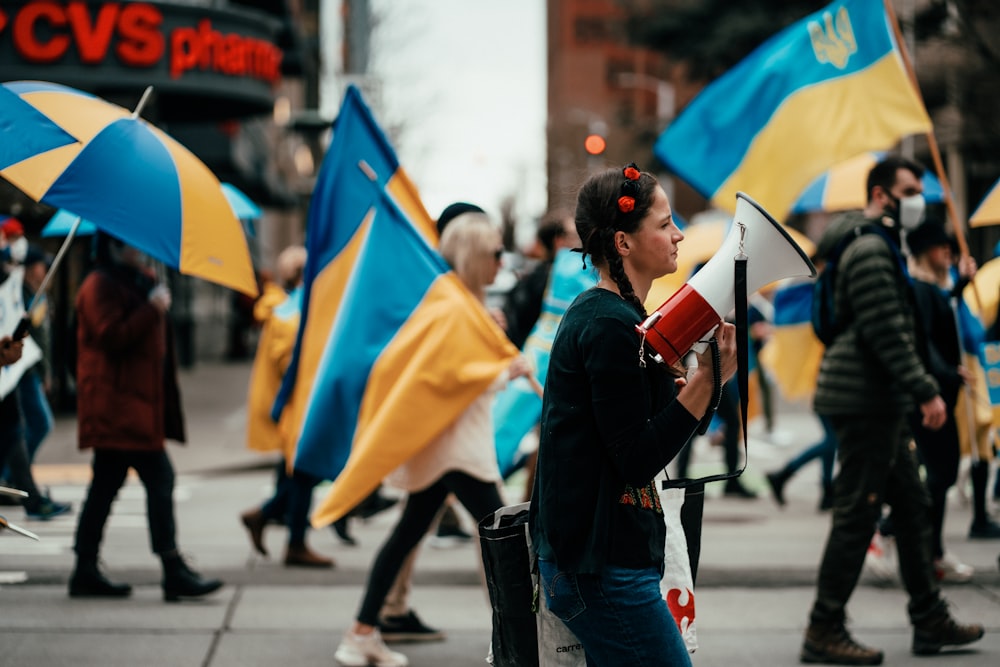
[813,212,939,416]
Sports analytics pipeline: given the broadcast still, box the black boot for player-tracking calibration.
[332,517,357,546]
[969,461,1000,538]
[765,469,791,506]
[68,557,132,598]
[723,478,757,499]
[912,605,984,655]
[349,487,398,520]
[161,551,223,602]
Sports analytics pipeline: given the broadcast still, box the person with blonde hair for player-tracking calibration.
[335,212,531,667]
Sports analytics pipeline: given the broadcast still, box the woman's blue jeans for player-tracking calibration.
[538,559,692,667]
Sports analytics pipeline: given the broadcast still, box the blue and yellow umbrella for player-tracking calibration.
[0,81,257,296]
[41,184,262,238]
[791,151,945,215]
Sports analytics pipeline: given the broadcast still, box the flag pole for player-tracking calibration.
[882,0,983,308]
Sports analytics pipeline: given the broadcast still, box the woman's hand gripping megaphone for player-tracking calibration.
[675,321,738,421]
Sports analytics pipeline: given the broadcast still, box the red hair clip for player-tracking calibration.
[618,163,641,213]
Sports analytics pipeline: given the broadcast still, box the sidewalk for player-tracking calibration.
[1,361,998,666]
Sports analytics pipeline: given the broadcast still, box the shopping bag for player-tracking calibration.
[534,566,587,667]
[658,480,704,653]
[479,502,587,667]
[479,502,539,667]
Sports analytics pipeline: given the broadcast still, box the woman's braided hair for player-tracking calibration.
[575,163,658,316]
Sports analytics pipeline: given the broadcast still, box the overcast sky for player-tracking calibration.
[322,0,547,245]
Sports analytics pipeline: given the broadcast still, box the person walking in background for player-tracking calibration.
[239,245,335,568]
[529,163,737,666]
[801,155,983,664]
[334,212,531,667]
[69,232,222,602]
[428,200,490,547]
[905,218,978,582]
[0,217,28,266]
[760,272,838,512]
[0,253,70,520]
[766,414,838,511]
[16,245,55,466]
[498,208,582,503]
[501,208,579,349]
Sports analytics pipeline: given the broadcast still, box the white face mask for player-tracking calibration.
[8,237,27,263]
[898,194,926,231]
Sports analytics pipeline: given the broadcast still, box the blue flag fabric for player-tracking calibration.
[655,0,930,223]
[493,250,597,477]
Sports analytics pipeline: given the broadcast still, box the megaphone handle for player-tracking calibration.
[690,323,720,357]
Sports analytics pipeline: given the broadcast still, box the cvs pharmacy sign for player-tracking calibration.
[0,1,282,84]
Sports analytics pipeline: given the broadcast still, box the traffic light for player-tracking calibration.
[584,133,607,155]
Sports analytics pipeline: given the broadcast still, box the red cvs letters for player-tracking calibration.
[8,1,281,85]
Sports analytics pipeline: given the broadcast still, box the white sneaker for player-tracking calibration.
[863,533,897,584]
[934,553,974,583]
[335,628,409,667]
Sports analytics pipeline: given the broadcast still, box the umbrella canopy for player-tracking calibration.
[969,177,1000,228]
[42,184,261,238]
[0,81,256,296]
[40,209,97,238]
[791,151,944,215]
[221,182,263,221]
[0,83,78,171]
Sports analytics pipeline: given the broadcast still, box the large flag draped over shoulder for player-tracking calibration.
[272,85,517,527]
[493,250,597,476]
[655,0,931,223]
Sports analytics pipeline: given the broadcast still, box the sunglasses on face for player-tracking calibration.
[493,249,504,261]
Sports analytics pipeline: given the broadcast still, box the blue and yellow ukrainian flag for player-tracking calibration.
[655,0,931,223]
[758,279,824,401]
[273,86,517,527]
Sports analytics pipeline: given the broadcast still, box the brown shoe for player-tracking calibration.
[801,621,883,665]
[912,607,984,655]
[284,543,335,568]
[240,509,268,557]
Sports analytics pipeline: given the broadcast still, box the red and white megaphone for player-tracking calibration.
[637,192,816,367]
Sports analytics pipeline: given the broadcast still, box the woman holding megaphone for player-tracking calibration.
[528,163,737,666]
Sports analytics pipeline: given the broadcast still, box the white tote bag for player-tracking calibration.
[658,484,699,653]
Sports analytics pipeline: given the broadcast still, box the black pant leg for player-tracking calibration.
[74,449,131,559]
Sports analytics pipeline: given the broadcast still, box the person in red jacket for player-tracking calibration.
[68,232,222,602]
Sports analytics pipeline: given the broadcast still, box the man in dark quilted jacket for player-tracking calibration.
[800,155,983,665]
